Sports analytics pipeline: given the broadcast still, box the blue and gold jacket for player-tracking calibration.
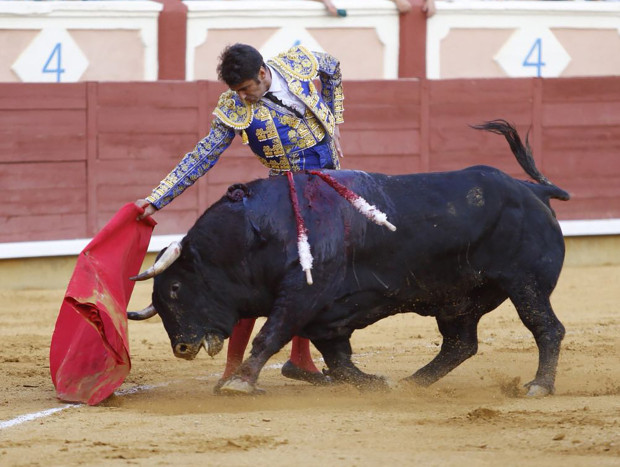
[146,45,344,209]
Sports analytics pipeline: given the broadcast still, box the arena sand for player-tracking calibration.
[0,264,618,466]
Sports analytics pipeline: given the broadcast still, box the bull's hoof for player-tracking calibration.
[524,383,552,397]
[213,377,265,396]
[399,374,434,388]
[328,368,390,391]
[356,375,391,392]
[281,360,332,386]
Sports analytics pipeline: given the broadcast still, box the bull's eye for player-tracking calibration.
[170,281,181,299]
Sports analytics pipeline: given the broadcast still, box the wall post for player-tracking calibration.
[156,0,188,80]
[398,0,427,78]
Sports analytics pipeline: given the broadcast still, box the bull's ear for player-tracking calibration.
[226,183,251,202]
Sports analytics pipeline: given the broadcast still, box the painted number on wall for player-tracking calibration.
[495,28,570,78]
[522,38,546,78]
[42,43,66,83]
[12,28,88,83]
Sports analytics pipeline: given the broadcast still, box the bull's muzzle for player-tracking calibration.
[173,334,224,360]
[173,342,201,360]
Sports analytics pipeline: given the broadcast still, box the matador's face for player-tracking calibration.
[231,66,270,105]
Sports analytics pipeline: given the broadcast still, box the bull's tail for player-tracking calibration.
[472,119,570,201]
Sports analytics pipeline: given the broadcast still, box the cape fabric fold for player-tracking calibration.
[49,203,156,405]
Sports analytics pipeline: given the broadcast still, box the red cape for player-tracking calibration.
[49,204,156,405]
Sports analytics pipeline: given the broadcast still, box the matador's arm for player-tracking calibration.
[145,119,235,210]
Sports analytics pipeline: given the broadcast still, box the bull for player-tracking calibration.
[130,120,570,397]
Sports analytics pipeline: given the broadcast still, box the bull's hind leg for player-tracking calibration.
[510,291,565,397]
[404,314,480,387]
[312,336,389,390]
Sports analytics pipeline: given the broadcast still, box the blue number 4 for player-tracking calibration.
[523,38,546,77]
[42,43,66,83]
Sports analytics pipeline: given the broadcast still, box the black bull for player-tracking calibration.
[131,121,570,397]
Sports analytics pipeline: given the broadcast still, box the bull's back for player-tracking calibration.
[225,168,564,277]
[331,167,564,280]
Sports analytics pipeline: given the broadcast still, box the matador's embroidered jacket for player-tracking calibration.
[146,45,344,209]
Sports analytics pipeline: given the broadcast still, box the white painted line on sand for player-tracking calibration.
[0,405,75,430]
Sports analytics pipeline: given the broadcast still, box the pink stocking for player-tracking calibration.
[222,321,320,379]
[221,318,255,379]
[289,336,320,373]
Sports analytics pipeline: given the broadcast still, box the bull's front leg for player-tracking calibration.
[216,309,297,396]
[313,336,389,391]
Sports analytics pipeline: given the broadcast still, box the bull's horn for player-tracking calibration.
[127,304,158,320]
[130,241,182,281]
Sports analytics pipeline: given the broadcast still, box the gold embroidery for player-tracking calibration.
[255,125,278,142]
[263,139,285,158]
[256,156,291,172]
[305,112,326,141]
[279,114,300,128]
[213,90,253,129]
[255,105,271,121]
[271,45,318,81]
[283,79,332,136]
[308,80,317,95]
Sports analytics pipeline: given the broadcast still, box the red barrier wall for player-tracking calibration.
[1,77,619,243]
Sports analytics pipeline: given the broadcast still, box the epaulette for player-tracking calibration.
[213,90,253,130]
[268,45,318,82]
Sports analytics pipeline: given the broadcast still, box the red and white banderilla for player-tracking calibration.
[286,170,396,285]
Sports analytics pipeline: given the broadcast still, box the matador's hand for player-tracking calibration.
[135,199,157,220]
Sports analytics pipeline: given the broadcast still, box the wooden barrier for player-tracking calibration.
[1,77,619,243]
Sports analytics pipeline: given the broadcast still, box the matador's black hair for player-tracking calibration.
[217,43,265,87]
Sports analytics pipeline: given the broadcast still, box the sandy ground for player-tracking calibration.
[0,264,618,466]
